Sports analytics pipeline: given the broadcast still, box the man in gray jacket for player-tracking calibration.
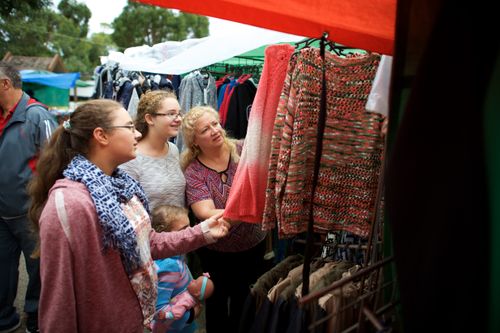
[0,62,57,333]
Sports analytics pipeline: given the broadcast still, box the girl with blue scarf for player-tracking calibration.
[28,100,230,333]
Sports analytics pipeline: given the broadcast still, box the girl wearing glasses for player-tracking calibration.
[121,91,210,332]
[28,99,229,332]
[121,90,185,211]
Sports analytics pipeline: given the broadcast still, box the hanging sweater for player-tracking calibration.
[224,44,295,223]
[177,72,217,151]
[224,79,257,139]
[261,53,299,232]
[263,48,384,238]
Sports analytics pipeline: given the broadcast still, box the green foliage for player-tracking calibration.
[1,0,209,76]
[57,0,91,37]
[111,2,209,49]
[88,32,114,69]
[0,0,50,17]
[0,0,115,76]
[180,12,209,38]
[0,4,55,57]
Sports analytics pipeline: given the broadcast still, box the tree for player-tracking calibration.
[0,0,50,17]
[111,1,209,49]
[88,32,115,71]
[0,3,55,57]
[0,0,111,76]
[57,0,91,38]
[180,12,209,38]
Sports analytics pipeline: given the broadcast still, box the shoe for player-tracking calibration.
[0,316,21,333]
[25,312,38,333]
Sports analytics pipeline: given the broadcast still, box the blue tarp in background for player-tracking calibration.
[20,70,80,89]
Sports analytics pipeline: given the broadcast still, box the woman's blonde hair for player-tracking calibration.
[180,106,240,170]
[135,90,178,140]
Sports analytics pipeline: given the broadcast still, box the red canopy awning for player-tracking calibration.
[133,0,396,55]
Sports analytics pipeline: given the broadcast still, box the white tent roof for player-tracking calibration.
[103,27,304,75]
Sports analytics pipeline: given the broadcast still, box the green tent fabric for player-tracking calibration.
[220,40,365,65]
[20,70,81,107]
[23,82,69,107]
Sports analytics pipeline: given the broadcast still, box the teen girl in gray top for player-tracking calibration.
[121,90,185,210]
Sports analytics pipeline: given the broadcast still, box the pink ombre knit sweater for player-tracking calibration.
[223,44,295,223]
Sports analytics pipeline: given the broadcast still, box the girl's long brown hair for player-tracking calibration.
[28,99,122,257]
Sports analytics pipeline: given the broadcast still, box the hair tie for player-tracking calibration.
[63,119,72,131]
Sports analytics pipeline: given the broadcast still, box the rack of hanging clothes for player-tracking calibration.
[223,32,394,332]
[174,69,219,151]
[297,34,394,332]
[204,55,264,81]
[216,72,258,139]
[92,62,180,120]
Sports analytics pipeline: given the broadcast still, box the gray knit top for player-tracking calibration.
[120,142,186,210]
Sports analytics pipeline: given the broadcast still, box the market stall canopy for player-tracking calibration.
[133,0,396,55]
[104,29,304,75]
[20,70,80,89]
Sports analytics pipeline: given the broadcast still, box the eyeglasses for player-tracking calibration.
[153,112,182,120]
[105,125,136,133]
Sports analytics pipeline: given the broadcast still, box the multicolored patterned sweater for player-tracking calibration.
[263,48,385,238]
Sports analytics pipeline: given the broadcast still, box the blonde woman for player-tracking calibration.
[181,106,267,332]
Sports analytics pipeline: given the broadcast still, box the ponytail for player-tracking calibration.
[28,99,122,257]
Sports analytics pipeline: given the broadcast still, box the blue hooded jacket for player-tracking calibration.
[0,92,57,218]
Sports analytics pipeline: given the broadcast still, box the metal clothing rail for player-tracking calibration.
[294,33,396,331]
[299,256,399,333]
[301,31,330,297]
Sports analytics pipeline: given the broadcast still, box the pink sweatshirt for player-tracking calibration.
[39,179,209,333]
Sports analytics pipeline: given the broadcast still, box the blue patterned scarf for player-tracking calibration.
[63,154,150,274]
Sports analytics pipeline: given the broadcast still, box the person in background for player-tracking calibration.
[120,90,185,210]
[151,205,202,333]
[0,62,57,333]
[181,106,267,333]
[27,100,229,332]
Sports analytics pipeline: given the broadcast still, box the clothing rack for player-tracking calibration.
[301,31,330,297]
[294,36,362,57]
[294,32,397,332]
[299,256,398,332]
[201,62,263,82]
[294,238,382,251]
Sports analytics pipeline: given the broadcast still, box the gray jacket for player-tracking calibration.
[0,92,57,218]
